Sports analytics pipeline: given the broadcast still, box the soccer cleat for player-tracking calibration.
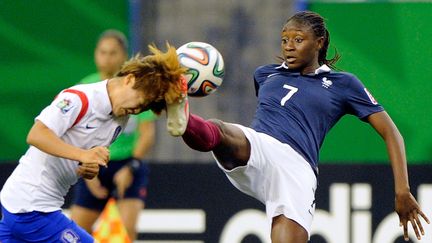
[166,76,189,136]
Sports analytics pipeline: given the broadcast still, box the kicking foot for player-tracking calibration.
[166,76,189,136]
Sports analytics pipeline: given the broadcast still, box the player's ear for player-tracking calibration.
[124,74,136,86]
[316,36,324,51]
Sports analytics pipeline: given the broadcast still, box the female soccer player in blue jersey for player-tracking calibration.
[164,11,430,243]
[0,44,186,243]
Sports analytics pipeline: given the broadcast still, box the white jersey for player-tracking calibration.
[0,80,128,213]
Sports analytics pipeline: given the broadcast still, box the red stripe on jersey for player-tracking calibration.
[63,89,89,127]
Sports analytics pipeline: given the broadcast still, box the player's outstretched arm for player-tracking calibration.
[27,120,109,167]
[368,111,430,241]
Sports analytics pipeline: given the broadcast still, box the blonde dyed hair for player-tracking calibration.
[116,43,187,104]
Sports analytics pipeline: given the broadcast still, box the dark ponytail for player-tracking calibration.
[319,29,340,69]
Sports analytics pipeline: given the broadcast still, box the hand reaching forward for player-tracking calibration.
[395,191,430,241]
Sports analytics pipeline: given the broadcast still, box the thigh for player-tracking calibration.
[215,127,317,236]
[271,215,308,243]
[7,210,93,243]
[212,124,267,202]
[264,142,317,238]
[0,219,19,242]
[0,207,22,242]
[55,220,94,243]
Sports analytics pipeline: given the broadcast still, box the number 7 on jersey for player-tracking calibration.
[280,84,298,106]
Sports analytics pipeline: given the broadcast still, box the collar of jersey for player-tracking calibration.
[276,62,331,75]
[95,79,113,116]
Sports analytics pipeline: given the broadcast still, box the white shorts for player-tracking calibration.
[212,124,317,236]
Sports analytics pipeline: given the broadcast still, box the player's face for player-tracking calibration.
[112,75,151,117]
[94,37,127,76]
[281,21,323,74]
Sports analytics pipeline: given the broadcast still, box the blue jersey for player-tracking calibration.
[251,63,383,170]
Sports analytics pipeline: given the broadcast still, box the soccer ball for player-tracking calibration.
[176,42,225,97]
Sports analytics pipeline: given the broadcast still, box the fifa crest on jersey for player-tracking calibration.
[56,98,73,114]
[321,77,333,89]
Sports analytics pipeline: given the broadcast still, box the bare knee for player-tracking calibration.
[207,118,223,129]
[271,215,308,243]
[208,120,250,170]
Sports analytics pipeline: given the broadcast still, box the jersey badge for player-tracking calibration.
[61,228,80,243]
[321,77,333,89]
[56,98,74,114]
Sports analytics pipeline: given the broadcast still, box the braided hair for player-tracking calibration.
[286,11,340,69]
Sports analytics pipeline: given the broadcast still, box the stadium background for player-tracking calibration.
[0,0,431,242]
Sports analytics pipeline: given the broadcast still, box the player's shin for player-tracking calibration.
[182,114,221,152]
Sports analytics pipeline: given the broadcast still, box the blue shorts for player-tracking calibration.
[0,206,93,243]
[72,158,149,211]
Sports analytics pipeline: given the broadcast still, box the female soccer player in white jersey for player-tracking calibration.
[165,11,430,243]
[0,44,186,243]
